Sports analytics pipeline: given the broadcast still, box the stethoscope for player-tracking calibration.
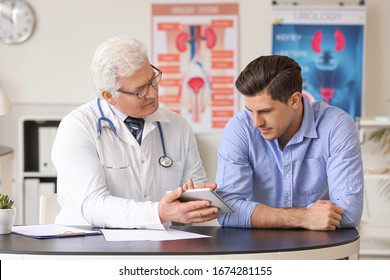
[96,98,173,168]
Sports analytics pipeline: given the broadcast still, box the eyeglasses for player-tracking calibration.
[116,64,162,99]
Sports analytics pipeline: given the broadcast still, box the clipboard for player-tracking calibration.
[12,224,102,239]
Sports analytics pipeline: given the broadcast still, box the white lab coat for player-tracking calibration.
[51,98,207,229]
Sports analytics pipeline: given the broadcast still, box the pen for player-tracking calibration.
[58,231,86,237]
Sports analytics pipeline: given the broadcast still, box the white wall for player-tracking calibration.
[0,0,389,219]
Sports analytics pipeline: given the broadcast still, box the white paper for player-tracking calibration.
[101,228,210,241]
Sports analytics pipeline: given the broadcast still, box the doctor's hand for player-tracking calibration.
[158,186,220,224]
[182,178,217,191]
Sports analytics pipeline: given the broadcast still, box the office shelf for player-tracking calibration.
[357,118,390,259]
[356,118,390,128]
[364,174,390,179]
[19,116,62,225]
[358,219,390,260]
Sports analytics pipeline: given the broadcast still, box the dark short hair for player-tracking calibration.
[235,55,302,103]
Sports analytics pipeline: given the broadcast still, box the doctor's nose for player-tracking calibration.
[146,84,159,98]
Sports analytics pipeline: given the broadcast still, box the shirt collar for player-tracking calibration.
[103,99,170,125]
[294,97,318,141]
[145,107,170,124]
[110,104,128,122]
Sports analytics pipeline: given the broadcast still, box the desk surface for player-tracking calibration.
[0,226,359,259]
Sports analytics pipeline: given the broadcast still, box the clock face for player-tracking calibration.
[0,0,36,44]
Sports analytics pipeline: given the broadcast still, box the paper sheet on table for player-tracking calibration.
[101,228,210,241]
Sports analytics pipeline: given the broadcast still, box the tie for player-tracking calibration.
[124,117,144,145]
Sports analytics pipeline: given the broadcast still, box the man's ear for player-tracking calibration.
[290,92,302,109]
[101,91,116,105]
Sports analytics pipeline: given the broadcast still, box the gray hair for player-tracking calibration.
[90,36,149,96]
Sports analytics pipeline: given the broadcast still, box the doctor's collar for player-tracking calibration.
[108,103,129,122]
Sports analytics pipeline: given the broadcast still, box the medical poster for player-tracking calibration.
[152,1,240,133]
[272,5,366,119]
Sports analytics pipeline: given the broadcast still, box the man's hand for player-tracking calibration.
[302,200,344,231]
[158,179,220,224]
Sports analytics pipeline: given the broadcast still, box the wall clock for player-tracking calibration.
[0,0,36,44]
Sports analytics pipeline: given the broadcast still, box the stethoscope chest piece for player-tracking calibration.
[159,156,173,168]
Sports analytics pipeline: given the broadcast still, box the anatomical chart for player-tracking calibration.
[152,2,239,133]
[272,5,365,119]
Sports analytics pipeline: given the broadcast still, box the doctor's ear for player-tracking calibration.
[101,91,116,105]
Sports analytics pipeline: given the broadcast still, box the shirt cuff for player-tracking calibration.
[147,201,171,230]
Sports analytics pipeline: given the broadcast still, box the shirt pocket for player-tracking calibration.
[160,161,185,190]
[295,157,327,200]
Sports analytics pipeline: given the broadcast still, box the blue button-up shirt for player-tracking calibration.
[216,98,363,228]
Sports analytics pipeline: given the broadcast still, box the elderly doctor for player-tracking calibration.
[51,36,220,229]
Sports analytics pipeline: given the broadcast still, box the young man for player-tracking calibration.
[52,36,219,229]
[216,55,363,231]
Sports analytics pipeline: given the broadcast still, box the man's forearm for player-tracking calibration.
[250,200,343,231]
[251,204,306,229]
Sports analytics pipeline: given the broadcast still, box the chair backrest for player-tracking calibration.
[39,193,61,224]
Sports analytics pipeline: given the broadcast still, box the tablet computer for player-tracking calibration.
[179,189,234,214]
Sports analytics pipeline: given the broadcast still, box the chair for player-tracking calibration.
[39,193,61,224]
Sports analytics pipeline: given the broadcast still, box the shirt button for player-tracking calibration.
[141,159,145,164]
[348,186,354,191]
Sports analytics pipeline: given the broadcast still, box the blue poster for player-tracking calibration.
[272,5,366,119]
